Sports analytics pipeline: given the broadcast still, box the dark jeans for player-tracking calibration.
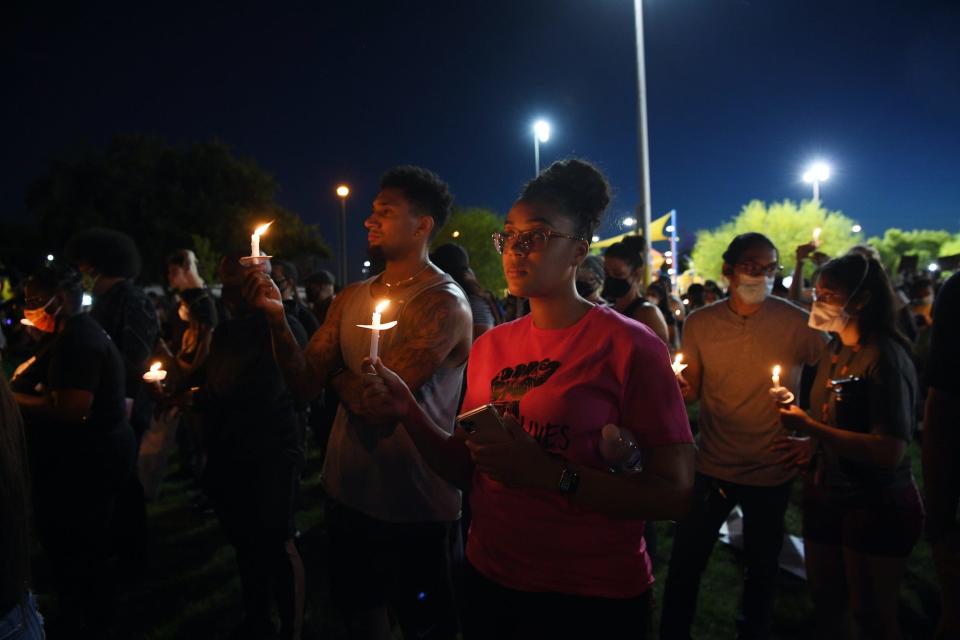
[461,561,651,640]
[660,473,792,640]
[326,500,460,640]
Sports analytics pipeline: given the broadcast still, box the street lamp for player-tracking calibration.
[533,119,551,176]
[802,161,831,203]
[622,217,637,228]
[851,224,862,233]
[336,185,350,286]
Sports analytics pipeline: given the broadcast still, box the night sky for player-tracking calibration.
[5,0,959,278]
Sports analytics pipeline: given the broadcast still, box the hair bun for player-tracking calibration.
[521,159,610,237]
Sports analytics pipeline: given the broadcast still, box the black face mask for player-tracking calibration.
[576,279,598,298]
[601,276,631,302]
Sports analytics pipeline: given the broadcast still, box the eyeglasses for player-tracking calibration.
[734,261,781,277]
[491,229,583,255]
[812,289,846,305]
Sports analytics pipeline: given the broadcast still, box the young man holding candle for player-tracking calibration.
[245,165,472,640]
[661,232,827,640]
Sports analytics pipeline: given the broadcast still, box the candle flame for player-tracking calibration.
[375,300,390,314]
[674,353,684,365]
[150,361,163,373]
[812,227,822,241]
[772,364,781,377]
[253,221,273,237]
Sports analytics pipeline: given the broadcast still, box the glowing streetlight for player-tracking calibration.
[591,235,600,243]
[336,184,350,286]
[533,119,551,176]
[802,161,831,203]
[928,262,939,273]
[851,224,862,233]
[452,230,461,238]
[622,217,637,227]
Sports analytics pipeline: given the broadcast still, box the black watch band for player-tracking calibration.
[558,466,580,494]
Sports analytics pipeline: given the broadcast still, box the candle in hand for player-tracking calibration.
[770,364,794,404]
[812,227,822,245]
[672,353,687,377]
[356,300,398,365]
[250,221,273,257]
[143,361,167,390]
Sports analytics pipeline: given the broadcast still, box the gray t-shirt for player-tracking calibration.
[683,296,827,486]
[320,273,466,523]
[809,336,916,497]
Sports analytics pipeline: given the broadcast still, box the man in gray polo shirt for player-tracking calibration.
[661,233,826,640]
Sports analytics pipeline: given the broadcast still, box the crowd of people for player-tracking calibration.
[0,160,957,640]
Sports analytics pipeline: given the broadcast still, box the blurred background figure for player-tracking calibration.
[272,259,320,339]
[575,254,605,304]
[303,269,336,325]
[431,242,502,341]
[602,235,670,346]
[12,265,136,635]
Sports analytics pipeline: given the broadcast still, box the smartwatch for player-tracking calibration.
[558,466,580,494]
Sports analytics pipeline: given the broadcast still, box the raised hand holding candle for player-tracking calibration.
[240,222,274,266]
[672,353,688,377]
[143,361,168,391]
[356,300,398,364]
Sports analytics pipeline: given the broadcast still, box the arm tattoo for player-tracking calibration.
[383,286,472,393]
[269,285,353,401]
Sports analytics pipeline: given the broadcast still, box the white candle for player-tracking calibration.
[357,300,398,365]
[250,221,273,257]
[672,352,688,377]
[812,227,822,244]
[143,361,167,391]
[772,364,781,388]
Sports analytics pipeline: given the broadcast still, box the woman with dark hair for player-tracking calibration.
[0,373,44,638]
[777,254,923,640]
[361,159,695,637]
[11,265,135,634]
[602,235,670,346]
[645,280,680,351]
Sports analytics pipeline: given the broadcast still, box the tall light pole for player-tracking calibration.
[336,184,350,286]
[802,161,831,204]
[633,0,653,287]
[533,119,551,176]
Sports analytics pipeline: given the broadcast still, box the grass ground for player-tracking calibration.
[32,440,941,639]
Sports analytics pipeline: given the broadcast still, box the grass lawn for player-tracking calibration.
[32,440,941,639]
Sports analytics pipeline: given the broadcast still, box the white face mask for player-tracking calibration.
[808,301,851,333]
[736,273,773,305]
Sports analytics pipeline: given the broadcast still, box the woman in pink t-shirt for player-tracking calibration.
[363,159,694,638]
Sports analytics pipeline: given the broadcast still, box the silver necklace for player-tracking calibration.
[382,262,432,288]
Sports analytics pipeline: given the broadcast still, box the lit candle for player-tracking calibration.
[143,361,168,391]
[356,300,398,364]
[769,364,795,405]
[250,221,273,258]
[812,227,822,245]
[672,352,687,377]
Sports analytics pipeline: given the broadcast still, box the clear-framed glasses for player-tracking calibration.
[491,229,584,255]
[734,260,781,277]
[812,289,846,305]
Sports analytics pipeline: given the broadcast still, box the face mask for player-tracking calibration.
[23,296,61,333]
[601,276,631,302]
[178,304,191,323]
[575,279,598,298]
[736,273,773,305]
[808,301,851,333]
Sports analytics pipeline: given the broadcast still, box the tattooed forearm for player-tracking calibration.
[382,285,472,393]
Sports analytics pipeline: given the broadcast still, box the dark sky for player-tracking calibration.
[5,0,959,277]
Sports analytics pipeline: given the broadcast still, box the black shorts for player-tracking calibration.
[326,500,460,639]
[802,479,924,558]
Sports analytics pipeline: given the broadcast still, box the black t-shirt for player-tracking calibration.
[199,311,307,464]
[22,314,135,475]
[90,279,159,398]
[927,271,960,393]
[809,335,917,497]
[180,287,219,328]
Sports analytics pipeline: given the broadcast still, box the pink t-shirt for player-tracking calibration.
[463,305,693,598]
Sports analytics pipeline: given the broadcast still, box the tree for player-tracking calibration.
[866,228,959,274]
[431,207,506,293]
[690,199,861,282]
[24,135,330,283]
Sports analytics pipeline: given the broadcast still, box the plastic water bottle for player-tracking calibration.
[599,424,643,471]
